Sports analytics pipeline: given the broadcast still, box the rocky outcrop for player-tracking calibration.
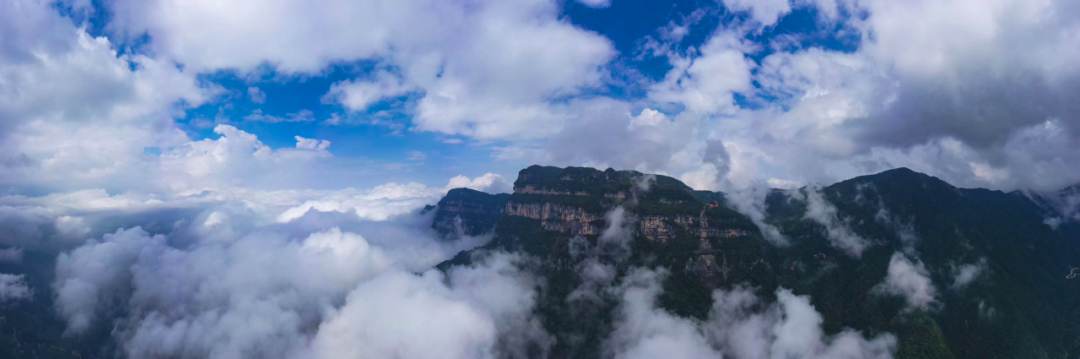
[505,202,602,235]
[514,185,590,196]
[638,214,752,244]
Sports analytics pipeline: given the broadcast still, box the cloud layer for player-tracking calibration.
[50,192,544,358]
[606,268,897,359]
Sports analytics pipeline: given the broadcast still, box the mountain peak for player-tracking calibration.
[835,166,955,191]
[513,165,693,195]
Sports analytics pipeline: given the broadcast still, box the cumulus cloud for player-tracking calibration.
[324,70,415,112]
[502,100,735,182]
[874,252,937,311]
[696,0,1080,190]
[158,124,332,192]
[650,31,756,115]
[0,0,212,192]
[803,186,869,257]
[538,101,695,174]
[606,268,897,359]
[106,0,616,140]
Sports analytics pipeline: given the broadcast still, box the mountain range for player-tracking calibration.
[431,165,1080,358]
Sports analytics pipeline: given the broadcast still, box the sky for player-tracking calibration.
[3,0,1079,198]
[0,0,1077,358]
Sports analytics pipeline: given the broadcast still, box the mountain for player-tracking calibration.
[433,165,1080,358]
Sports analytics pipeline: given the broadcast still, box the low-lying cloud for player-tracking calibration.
[874,252,937,311]
[950,258,988,290]
[606,267,897,359]
[803,186,869,257]
[52,208,547,358]
[727,181,789,246]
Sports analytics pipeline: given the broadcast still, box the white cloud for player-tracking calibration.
[0,0,213,192]
[705,286,897,359]
[604,268,721,359]
[243,109,316,123]
[106,0,616,140]
[538,99,706,175]
[722,0,793,27]
[295,136,331,151]
[54,227,162,334]
[446,173,513,194]
[606,268,897,359]
[874,252,937,311]
[308,252,549,359]
[276,172,510,223]
[576,0,612,9]
[687,0,1080,190]
[650,31,756,114]
[727,181,789,246]
[0,273,32,304]
[275,183,440,223]
[156,124,333,192]
[803,185,869,257]
[307,270,498,359]
[324,70,414,112]
[248,86,266,103]
[950,258,987,290]
[598,206,635,261]
[49,191,545,358]
[407,151,427,162]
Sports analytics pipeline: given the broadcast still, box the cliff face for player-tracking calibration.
[436,165,764,291]
[504,202,602,235]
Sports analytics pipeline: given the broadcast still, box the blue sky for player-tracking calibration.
[121,0,860,189]
[3,0,1079,195]
[174,1,737,184]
